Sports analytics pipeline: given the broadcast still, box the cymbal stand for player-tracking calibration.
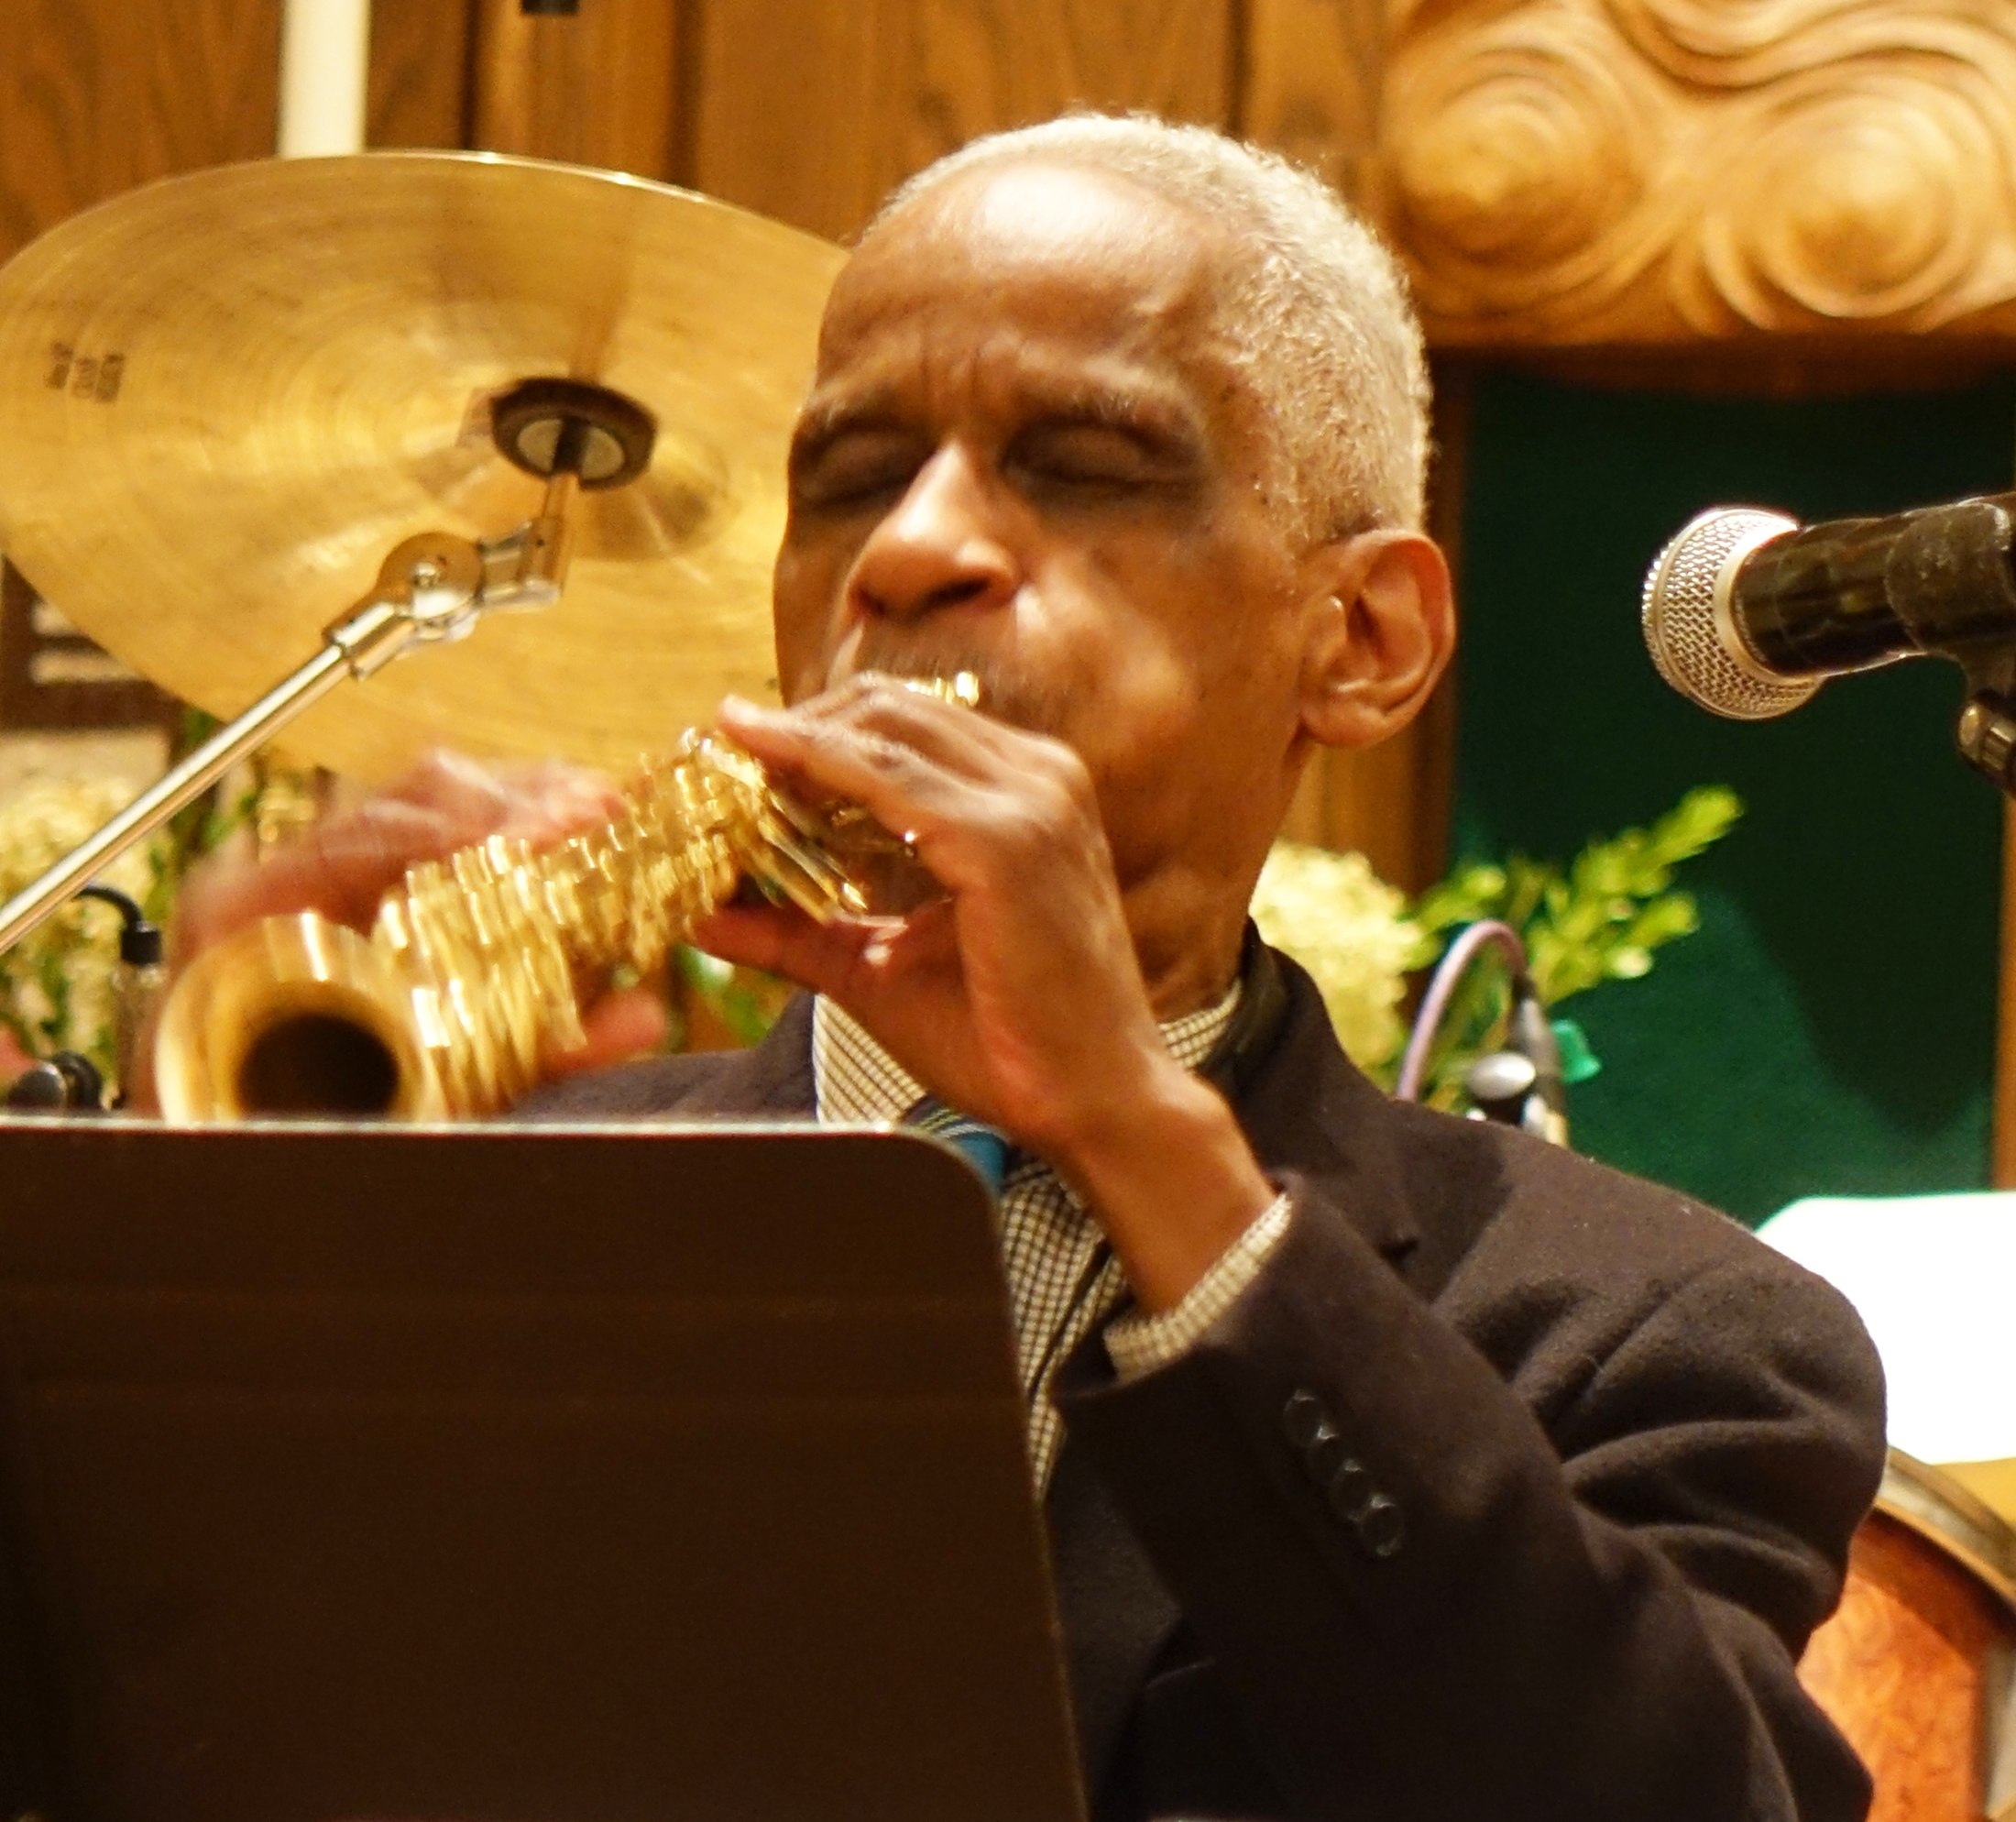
[0,489,572,960]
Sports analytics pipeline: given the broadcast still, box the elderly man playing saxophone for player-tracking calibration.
[174,116,1885,1822]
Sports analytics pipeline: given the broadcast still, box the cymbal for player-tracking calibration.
[0,152,846,782]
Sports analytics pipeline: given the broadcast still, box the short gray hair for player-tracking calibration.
[870,115,1430,541]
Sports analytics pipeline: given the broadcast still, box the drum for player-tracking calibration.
[1800,1450,2016,1822]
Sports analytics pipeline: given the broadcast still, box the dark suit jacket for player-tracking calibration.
[525,949,1886,1822]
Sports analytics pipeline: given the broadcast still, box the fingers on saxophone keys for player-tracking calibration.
[720,696,957,829]
[723,678,998,786]
[697,901,876,1002]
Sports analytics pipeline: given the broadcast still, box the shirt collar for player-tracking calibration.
[812,979,1244,1125]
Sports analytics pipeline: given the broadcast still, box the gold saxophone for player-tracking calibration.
[153,676,978,1121]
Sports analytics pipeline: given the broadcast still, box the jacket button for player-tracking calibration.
[1358,1494,1406,1558]
[1281,1389,1330,1450]
[1306,1424,1350,1484]
[1326,1458,1376,1523]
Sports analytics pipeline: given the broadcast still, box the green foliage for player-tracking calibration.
[0,774,153,1084]
[145,709,273,926]
[0,714,318,1092]
[674,945,790,1048]
[1397,785,1743,1108]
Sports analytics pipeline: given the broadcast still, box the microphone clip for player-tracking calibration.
[1957,691,2016,795]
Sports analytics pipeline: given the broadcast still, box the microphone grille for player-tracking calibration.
[1641,507,1814,720]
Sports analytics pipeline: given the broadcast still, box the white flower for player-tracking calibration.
[1251,840,1419,1070]
[0,773,159,1079]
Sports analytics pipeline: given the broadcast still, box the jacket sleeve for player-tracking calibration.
[1052,1169,1887,1822]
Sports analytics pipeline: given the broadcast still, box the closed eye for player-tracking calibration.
[1006,417,1202,497]
[790,427,929,510]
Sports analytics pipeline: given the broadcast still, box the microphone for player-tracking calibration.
[1641,492,2016,721]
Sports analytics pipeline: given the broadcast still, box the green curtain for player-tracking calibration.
[1454,369,2013,1226]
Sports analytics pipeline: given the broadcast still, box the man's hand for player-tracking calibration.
[701,680,1276,1310]
[160,752,666,1092]
[172,752,613,958]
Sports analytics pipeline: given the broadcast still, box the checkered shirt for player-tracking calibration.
[812,991,1291,1487]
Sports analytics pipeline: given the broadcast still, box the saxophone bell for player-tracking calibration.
[153,914,444,1121]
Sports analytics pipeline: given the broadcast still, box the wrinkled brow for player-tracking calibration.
[790,375,1208,465]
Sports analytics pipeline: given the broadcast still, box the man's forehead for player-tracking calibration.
[806,159,1237,410]
[914,160,1189,262]
[825,160,1219,338]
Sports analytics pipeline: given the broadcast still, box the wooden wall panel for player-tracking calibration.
[0,0,284,264]
[1374,0,2016,351]
[690,0,1234,242]
[0,568,173,732]
[893,0,1234,170]
[1242,0,1387,202]
[470,0,682,178]
[0,0,285,742]
[124,3,286,181]
[686,5,882,239]
[367,0,478,149]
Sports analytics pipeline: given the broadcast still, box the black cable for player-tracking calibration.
[72,885,163,967]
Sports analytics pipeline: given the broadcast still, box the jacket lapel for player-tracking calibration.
[674,995,817,1115]
[1043,1431,1181,1799]
[1227,950,1420,1269]
[740,995,817,1113]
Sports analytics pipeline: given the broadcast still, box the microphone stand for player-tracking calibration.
[0,489,573,963]
[1393,918,1568,1146]
[1957,690,2016,796]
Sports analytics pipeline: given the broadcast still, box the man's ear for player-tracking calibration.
[1297,530,1454,751]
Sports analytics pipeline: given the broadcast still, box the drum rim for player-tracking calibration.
[1876,1447,2016,1614]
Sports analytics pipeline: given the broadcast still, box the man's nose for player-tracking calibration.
[846,445,1017,622]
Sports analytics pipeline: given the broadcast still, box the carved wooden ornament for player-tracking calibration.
[1375,1,2016,344]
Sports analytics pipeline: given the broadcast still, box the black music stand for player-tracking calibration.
[0,1118,1084,1822]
